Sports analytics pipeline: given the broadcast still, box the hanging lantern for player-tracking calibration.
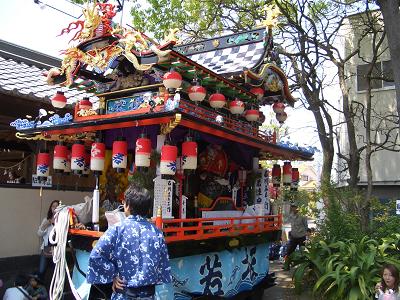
[163,70,182,90]
[276,111,288,124]
[79,97,92,110]
[238,170,247,185]
[271,164,281,187]
[64,149,71,174]
[283,161,292,186]
[90,141,105,173]
[182,137,197,170]
[250,87,264,100]
[82,151,91,176]
[229,99,245,115]
[188,84,206,102]
[245,109,260,122]
[112,138,128,172]
[51,91,67,109]
[160,144,178,175]
[209,92,226,109]
[53,143,68,173]
[71,142,85,174]
[135,134,151,168]
[36,151,50,179]
[291,168,300,191]
[272,102,285,114]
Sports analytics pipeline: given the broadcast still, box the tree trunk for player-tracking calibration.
[376,0,400,128]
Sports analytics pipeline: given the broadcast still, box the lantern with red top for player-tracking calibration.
[271,164,281,187]
[291,168,300,191]
[282,161,292,186]
[162,69,182,91]
[36,150,50,182]
[160,144,178,177]
[79,97,92,110]
[272,102,285,114]
[250,87,264,100]
[51,91,67,109]
[112,137,128,173]
[90,140,105,174]
[244,108,260,122]
[181,136,197,171]
[82,151,91,176]
[229,99,245,115]
[53,142,68,173]
[276,111,287,124]
[71,141,85,174]
[187,79,206,103]
[135,133,152,170]
[209,92,226,109]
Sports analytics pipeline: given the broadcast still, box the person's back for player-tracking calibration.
[3,274,30,300]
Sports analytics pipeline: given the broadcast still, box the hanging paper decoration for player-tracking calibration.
[245,109,260,122]
[160,144,178,175]
[182,138,197,170]
[271,164,281,187]
[112,138,128,172]
[188,84,206,102]
[209,92,226,109]
[250,87,264,100]
[90,142,105,172]
[51,91,67,109]
[82,151,91,176]
[283,161,292,186]
[79,97,92,110]
[229,99,245,115]
[71,142,85,173]
[291,168,300,191]
[36,151,50,178]
[276,111,288,124]
[135,134,151,168]
[163,70,182,89]
[272,102,285,114]
[53,143,68,173]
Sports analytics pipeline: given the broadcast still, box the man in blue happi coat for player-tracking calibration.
[87,184,172,300]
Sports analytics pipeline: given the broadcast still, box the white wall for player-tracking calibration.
[0,187,91,258]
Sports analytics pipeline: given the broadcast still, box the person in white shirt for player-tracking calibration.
[3,274,30,300]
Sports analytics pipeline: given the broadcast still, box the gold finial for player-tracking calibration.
[157,205,162,218]
[262,4,281,30]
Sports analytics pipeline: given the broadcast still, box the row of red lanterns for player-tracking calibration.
[271,162,299,190]
[36,136,198,177]
[51,91,93,110]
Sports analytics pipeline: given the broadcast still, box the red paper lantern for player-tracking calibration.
[53,143,68,173]
[36,151,50,177]
[291,168,300,191]
[250,87,264,100]
[160,145,178,175]
[135,134,152,168]
[90,142,105,172]
[209,93,226,109]
[276,111,287,124]
[188,84,206,102]
[51,91,67,109]
[283,161,292,186]
[182,139,197,170]
[112,138,128,171]
[272,102,285,114]
[163,70,182,89]
[271,164,281,187]
[245,109,260,122]
[79,97,92,110]
[71,142,85,173]
[229,99,245,115]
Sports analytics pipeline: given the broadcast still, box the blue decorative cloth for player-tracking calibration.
[87,215,172,300]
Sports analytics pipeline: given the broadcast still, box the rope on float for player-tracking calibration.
[49,205,82,300]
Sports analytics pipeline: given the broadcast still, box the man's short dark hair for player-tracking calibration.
[15,274,28,286]
[124,184,152,216]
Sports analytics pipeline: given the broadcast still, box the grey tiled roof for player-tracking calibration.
[0,40,97,104]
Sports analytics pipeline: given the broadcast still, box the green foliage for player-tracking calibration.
[291,235,400,299]
[282,188,320,219]
[370,198,400,241]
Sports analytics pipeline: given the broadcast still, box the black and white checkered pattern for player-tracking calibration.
[188,42,265,75]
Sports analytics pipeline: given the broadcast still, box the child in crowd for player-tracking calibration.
[26,274,48,300]
[375,264,400,300]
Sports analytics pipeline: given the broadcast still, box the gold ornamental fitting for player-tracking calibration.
[157,205,162,217]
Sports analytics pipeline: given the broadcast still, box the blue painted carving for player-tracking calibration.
[106,93,160,114]
[10,119,38,130]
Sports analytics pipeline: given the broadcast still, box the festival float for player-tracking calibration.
[11,3,314,300]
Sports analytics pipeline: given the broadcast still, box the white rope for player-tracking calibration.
[49,205,82,300]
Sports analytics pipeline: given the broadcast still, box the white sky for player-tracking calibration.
[0,0,322,161]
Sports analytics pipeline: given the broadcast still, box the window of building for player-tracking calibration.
[357,60,394,91]
[300,175,309,181]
